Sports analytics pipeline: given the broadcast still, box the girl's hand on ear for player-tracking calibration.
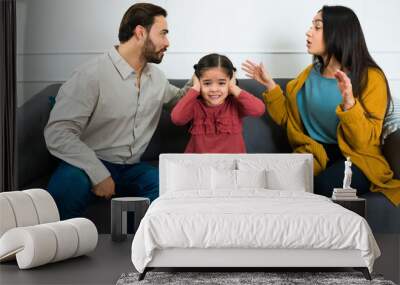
[334,70,355,111]
[242,60,276,91]
[192,73,201,92]
[229,72,242,97]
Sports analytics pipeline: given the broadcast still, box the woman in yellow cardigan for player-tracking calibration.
[242,5,400,206]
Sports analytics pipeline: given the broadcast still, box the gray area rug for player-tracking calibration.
[116,271,396,285]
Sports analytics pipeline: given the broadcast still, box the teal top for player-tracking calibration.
[297,66,343,144]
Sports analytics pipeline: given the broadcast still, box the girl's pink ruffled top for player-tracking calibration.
[171,88,265,153]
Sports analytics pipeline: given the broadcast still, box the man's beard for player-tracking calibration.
[143,37,165,64]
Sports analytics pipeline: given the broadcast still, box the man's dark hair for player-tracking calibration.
[118,3,167,43]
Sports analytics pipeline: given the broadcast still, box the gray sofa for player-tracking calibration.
[17,79,400,234]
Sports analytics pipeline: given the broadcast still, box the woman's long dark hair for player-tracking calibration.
[194,53,236,79]
[314,5,392,118]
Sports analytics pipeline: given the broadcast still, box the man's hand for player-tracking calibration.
[92,176,115,199]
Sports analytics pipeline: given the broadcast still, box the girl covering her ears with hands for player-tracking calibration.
[242,5,400,205]
[171,53,265,153]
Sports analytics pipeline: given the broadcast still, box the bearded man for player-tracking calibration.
[44,3,189,219]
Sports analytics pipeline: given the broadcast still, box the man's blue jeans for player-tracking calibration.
[47,160,159,220]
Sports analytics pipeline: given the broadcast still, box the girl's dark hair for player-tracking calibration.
[118,3,167,43]
[314,5,392,118]
[194,53,237,79]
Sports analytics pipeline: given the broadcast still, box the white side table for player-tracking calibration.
[111,197,150,242]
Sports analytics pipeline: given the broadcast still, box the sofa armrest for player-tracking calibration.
[17,84,62,188]
[383,129,400,179]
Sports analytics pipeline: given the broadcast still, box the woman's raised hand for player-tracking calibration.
[334,70,355,111]
[242,60,276,91]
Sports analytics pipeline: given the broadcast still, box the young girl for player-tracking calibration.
[171,53,265,153]
[242,6,400,205]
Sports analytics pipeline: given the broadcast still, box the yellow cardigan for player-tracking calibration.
[263,64,400,206]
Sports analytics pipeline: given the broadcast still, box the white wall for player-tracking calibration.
[16,0,400,106]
